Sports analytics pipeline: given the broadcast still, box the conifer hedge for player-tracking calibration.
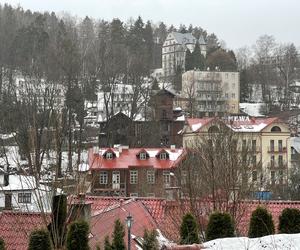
[206,212,234,241]
[248,206,275,238]
[279,208,300,234]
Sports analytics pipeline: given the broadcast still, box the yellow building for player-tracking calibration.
[182,116,291,198]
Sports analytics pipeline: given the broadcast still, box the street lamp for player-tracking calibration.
[126,214,133,250]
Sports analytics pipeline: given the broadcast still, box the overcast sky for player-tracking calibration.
[1,0,300,49]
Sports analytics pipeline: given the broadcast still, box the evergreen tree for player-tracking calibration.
[0,237,5,250]
[48,194,67,249]
[206,212,234,241]
[112,219,126,250]
[180,213,200,244]
[185,49,193,71]
[192,41,205,70]
[28,229,52,250]
[279,208,300,234]
[104,236,112,250]
[143,229,159,250]
[248,207,275,238]
[66,220,90,250]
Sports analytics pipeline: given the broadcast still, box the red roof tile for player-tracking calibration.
[89,199,157,250]
[0,211,50,250]
[89,148,186,170]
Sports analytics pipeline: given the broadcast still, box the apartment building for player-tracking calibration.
[182,116,291,198]
[181,70,240,116]
[162,32,207,79]
[89,146,186,198]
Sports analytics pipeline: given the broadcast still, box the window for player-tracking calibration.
[278,155,283,167]
[231,93,235,98]
[140,152,147,160]
[130,193,138,197]
[252,155,256,165]
[242,139,247,151]
[163,170,171,185]
[130,170,138,184]
[160,153,167,160]
[278,140,283,152]
[147,170,155,184]
[252,171,257,182]
[106,152,113,159]
[100,171,108,184]
[271,126,281,132]
[252,140,257,152]
[271,155,275,166]
[270,140,274,152]
[181,171,187,185]
[271,171,275,182]
[18,193,31,203]
[279,170,283,182]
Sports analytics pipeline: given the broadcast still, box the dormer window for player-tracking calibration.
[106,152,113,159]
[160,153,167,160]
[140,152,147,160]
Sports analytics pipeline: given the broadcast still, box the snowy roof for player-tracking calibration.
[186,117,281,133]
[90,147,186,170]
[240,103,266,117]
[0,175,48,191]
[291,137,300,153]
[175,115,185,121]
[171,32,196,45]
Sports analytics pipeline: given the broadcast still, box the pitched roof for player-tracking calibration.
[171,32,196,45]
[198,34,206,45]
[88,198,157,250]
[0,211,49,250]
[186,117,283,133]
[186,118,216,132]
[89,148,186,170]
[78,196,300,247]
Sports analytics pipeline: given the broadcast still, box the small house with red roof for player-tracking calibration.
[89,146,186,198]
[182,116,291,199]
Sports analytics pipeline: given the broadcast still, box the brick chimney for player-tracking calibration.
[69,193,91,223]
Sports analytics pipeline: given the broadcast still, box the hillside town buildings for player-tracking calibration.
[181,70,240,116]
[89,146,186,199]
[182,116,291,198]
[162,32,207,79]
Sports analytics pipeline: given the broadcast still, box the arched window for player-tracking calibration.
[208,126,219,133]
[271,126,281,132]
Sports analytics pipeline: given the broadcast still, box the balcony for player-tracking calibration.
[267,162,287,169]
[93,182,126,196]
[267,147,287,153]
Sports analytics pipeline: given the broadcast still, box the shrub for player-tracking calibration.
[180,213,200,244]
[248,206,275,238]
[104,236,112,250]
[66,220,90,250]
[206,212,234,241]
[28,229,52,250]
[0,237,5,250]
[112,219,125,250]
[279,208,300,233]
[143,229,159,250]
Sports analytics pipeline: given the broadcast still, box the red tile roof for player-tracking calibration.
[89,198,157,250]
[0,211,49,250]
[89,148,186,170]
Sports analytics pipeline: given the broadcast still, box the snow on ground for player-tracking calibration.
[240,103,266,117]
[203,234,300,250]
